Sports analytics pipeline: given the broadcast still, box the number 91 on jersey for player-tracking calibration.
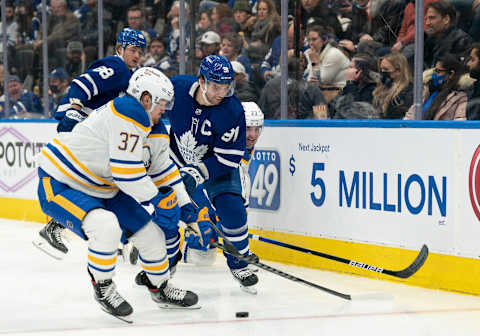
[248,149,280,210]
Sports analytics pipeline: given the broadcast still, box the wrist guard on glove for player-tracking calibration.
[150,186,180,230]
[57,109,88,132]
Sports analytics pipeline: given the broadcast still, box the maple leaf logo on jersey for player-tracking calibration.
[175,131,208,164]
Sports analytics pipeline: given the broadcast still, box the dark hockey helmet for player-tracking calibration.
[199,55,235,97]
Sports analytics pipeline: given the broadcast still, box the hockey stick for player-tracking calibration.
[210,239,352,300]
[207,221,352,300]
[248,234,429,279]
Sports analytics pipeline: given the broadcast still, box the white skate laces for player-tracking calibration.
[164,284,186,301]
[99,281,125,308]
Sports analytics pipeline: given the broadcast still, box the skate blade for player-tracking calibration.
[32,239,65,260]
[240,285,257,295]
[101,308,133,324]
[157,303,201,309]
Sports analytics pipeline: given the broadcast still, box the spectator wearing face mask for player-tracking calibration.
[373,52,413,119]
[467,43,480,120]
[48,68,70,113]
[404,53,467,120]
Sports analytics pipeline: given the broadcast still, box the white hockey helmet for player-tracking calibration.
[242,102,264,127]
[127,67,174,111]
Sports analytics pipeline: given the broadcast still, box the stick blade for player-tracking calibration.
[390,244,429,279]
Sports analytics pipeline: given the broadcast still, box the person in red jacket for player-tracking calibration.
[391,0,437,53]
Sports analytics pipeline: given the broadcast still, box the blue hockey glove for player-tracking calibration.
[57,109,88,133]
[185,207,213,250]
[180,203,197,224]
[180,164,208,197]
[150,187,180,230]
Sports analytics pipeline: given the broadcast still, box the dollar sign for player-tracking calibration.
[289,155,296,176]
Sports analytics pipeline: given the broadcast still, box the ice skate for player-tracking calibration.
[136,270,199,309]
[231,267,259,295]
[32,219,68,260]
[92,278,133,322]
[149,280,200,309]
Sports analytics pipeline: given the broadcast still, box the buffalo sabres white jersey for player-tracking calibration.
[37,96,158,203]
[240,147,255,206]
[142,121,190,207]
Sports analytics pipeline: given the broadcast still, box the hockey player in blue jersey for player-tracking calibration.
[182,102,264,269]
[34,28,147,254]
[36,67,199,320]
[137,55,259,293]
[55,27,147,133]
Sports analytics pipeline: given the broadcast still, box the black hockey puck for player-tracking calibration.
[236,311,249,318]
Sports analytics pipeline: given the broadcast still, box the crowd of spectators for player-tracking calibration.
[0,0,480,120]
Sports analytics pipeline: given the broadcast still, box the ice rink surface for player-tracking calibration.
[2,219,480,336]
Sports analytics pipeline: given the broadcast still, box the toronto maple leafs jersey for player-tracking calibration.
[167,75,246,180]
[143,121,190,207]
[38,95,158,203]
[54,56,132,120]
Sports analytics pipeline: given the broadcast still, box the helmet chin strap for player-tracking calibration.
[200,81,214,106]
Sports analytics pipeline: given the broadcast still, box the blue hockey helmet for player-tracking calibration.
[117,28,147,50]
[199,54,235,97]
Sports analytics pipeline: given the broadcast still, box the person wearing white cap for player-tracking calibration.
[198,31,221,58]
[231,61,258,102]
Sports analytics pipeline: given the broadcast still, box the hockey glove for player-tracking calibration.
[119,242,139,265]
[150,187,181,230]
[57,109,88,133]
[180,164,208,198]
[180,203,197,224]
[185,207,212,250]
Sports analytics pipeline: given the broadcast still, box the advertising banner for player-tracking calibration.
[0,121,57,200]
[248,125,480,259]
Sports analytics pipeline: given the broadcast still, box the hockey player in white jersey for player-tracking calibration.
[182,102,264,271]
[35,28,148,257]
[36,67,199,320]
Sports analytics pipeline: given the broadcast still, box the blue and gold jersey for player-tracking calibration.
[38,96,158,202]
